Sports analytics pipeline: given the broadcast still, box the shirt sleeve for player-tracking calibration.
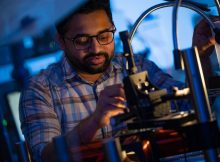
[19,77,61,162]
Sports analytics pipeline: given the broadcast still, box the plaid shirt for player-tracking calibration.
[19,54,189,161]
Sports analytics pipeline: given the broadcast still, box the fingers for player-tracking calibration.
[104,109,125,118]
[101,83,125,99]
[200,37,215,52]
[195,36,215,56]
[193,26,215,56]
[100,108,125,126]
[98,84,126,108]
[107,97,126,108]
[192,16,220,57]
[98,96,126,111]
[95,84,127,127]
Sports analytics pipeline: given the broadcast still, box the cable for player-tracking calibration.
[130,2,215,40]
[172,0,183,69]
[129,1,215,71]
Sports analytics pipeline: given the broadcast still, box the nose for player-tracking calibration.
[88,37,101,53]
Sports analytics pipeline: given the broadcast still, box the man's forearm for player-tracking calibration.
[41,142,57,162]
[66,113,100,146]
[41,113,100,162]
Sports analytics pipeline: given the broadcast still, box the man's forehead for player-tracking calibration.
[65,10,113,35]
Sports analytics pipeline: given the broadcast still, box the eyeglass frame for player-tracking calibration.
[63,27,116,50]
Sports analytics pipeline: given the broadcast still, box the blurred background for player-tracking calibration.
[0,0,219,161]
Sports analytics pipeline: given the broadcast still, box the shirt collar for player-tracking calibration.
[61,55,78,80]
[61,54,123,81]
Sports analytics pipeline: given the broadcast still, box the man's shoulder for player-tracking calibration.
[28,61,63,87]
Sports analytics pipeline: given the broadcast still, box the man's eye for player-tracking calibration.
[75,37,89,45]
[98,33,109,41]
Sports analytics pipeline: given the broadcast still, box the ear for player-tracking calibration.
[55,32,65,50]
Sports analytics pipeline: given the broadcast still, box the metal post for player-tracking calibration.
[53,135,72,162]
[15,141,32,162]
[182,47,218,162]
[103,138,123,162]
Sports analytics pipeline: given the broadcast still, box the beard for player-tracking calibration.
[67,52,113,74]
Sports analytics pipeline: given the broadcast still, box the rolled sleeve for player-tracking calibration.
[19,78,61,162]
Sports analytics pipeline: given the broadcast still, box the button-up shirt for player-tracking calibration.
[19,54,189,162]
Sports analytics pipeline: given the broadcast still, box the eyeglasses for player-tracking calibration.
[63,28,116,50]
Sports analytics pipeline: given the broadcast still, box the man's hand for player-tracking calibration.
[94,84,126,127]
[192,16,219,57]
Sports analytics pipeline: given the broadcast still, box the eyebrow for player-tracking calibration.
[73,27,114,39]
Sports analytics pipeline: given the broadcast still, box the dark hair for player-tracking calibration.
[56,0,114,35]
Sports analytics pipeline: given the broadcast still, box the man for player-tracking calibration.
[19,0,210,161]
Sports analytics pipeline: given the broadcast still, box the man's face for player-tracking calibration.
[59,9,115,74]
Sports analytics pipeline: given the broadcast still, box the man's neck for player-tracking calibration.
[78,72,102,84]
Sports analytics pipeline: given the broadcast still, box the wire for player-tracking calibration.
[172,0,182,56]
[130,2,215,41]
[172,0,183,69]
[129,1,215,71]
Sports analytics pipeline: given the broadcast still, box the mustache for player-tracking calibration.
[83,52,109,60]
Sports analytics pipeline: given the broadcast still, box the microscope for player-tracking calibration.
[111,0,220,161]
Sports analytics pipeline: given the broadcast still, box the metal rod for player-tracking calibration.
[0,106,15,162]
[119,31,138,74]
[182,47,218,162]
[182,47,212,121]
[103,138,123,162]
[15,141,31,162]
[53,135,72,162]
